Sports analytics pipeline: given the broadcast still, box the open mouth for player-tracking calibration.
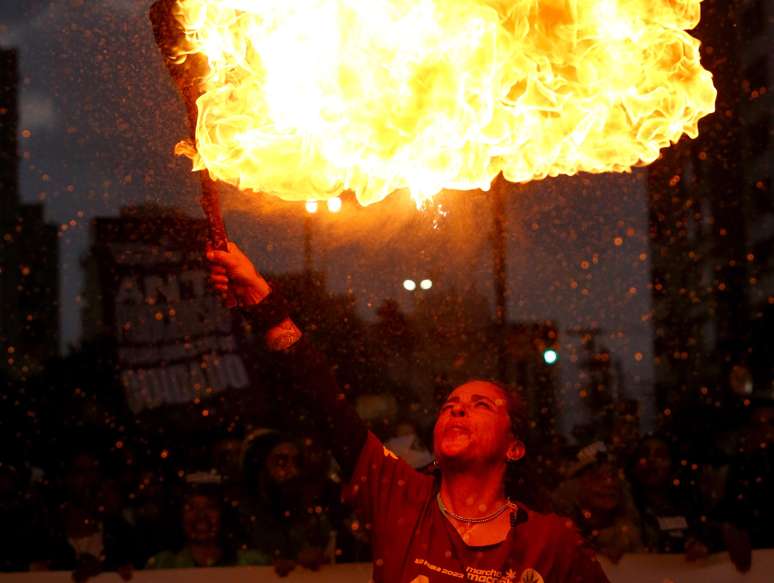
[445,424,471,435]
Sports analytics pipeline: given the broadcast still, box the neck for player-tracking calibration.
[189,542,223,567]
[439,464,508,519]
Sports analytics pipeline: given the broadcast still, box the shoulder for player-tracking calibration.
[345,432,435,499]
[355,432,432,477]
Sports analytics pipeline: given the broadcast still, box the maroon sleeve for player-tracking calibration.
[343,432,435,535]
[270,335,368,479]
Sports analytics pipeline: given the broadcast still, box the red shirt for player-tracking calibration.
[345,433,610,583]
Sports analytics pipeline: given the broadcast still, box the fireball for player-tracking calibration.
[170,0,716,206]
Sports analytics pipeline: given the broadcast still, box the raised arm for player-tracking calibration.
[206,242,367,478]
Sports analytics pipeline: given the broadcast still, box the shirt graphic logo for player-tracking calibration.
[519,568,544,583]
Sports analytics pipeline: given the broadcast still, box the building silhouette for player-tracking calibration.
[0,48,59,377]
[647,0,773,406]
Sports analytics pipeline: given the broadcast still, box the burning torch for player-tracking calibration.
[147,0,715,211]
[149,0,228,252]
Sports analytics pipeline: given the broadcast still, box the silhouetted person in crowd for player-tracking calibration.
[628,435,713,558]
[147,471,269,569]
[211,431,247,505]
[241,431,342,576]
[0,461,38,571]
[123,469,182,566]
[207,242,610,582]
[32,449,139,582]
[712,399,774,572]
[552,441,643,563]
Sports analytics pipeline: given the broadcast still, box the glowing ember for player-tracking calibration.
[171,0,716,206]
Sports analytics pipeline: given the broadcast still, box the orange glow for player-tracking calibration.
[171,0,716,206]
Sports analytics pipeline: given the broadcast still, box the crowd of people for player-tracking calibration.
[2,242,772,580]
[0,424,374,579]
[1,393,772,579]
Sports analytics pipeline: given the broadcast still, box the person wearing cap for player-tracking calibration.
[207,243,610,583]
[552,441,643,563]
[146,471,269,569]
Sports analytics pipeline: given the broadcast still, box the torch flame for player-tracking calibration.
[171,0,715,206]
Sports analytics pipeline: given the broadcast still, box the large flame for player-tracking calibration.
[172,0,715,206]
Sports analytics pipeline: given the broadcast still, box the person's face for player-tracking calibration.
[433,381,524,469]
[265,441,301,484]
[578,462,623,512]
[634,438,672,489]
[182,494,221,544]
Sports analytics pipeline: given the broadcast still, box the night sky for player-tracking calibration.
[1,1,655,431]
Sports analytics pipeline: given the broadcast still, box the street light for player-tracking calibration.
[305,197,342,214]
[303,197,342,282]
[327,196,342,213]
[403,278,434,292]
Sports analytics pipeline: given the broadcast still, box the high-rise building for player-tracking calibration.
[0,48,60,377]
[737,0,773,394]
[647,0,772,405]
[1,49,19,217]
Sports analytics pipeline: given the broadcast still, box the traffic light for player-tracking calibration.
[542,348,558,365]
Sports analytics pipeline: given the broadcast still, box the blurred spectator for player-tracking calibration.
[147,471,268,569]
[552,441,643,563]
[300,434,370,564]
[711,399,774,572]
[0,461,37,571]
[212,430,246,498]
[628,435,714,558]
[240,430,344,576]
[31,449,140,581]
[209,429,250,554]
[123,469,182,566]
